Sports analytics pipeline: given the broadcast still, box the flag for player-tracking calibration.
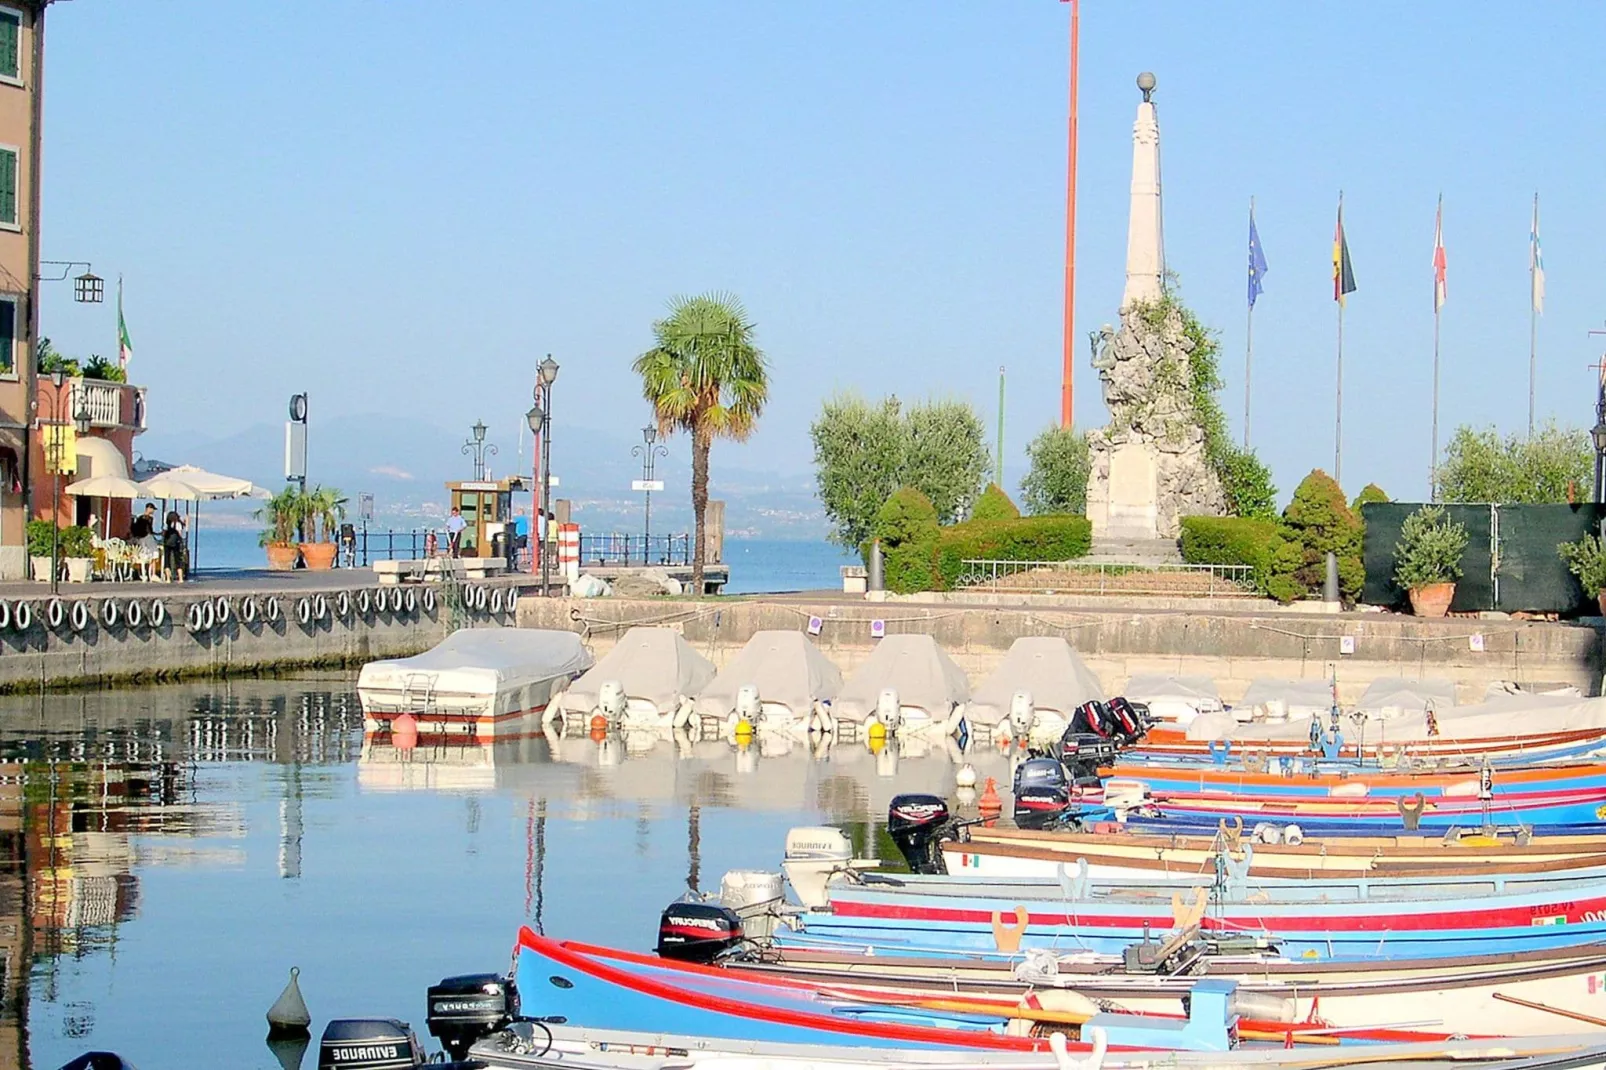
[1333,199,1356,305]
[1432,195,1447,312]
[1247,202,1268,309]
[116,275,133,368]
[1531,195,1545,315]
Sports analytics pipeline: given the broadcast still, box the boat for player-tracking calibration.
[1125,783,1606,832]
[691,630,843,736]
[550,626,716,730]
[1121,674,1223,726]
[357,628,592,740]
[965,638,1104,745]
[1232,678,1336,722]
[824,635,969,739]
[1106,758,1606,799]
[1355,677,1458,718]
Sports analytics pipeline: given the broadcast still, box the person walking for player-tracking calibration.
[445,507,466,558]
[162,510,187,583]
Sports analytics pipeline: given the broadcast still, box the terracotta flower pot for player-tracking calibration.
[264,543,300,571]
[299,542,337,571]
[1597,590,1606,618]
[1408,582,1455,618]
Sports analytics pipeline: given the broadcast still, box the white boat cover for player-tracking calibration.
[1236,678,1334,717]
[967,637,1105,726]
[1186,690,1606,744]
[557,627,716,716]
[1354,677,1457,718]
[1121,674,1223,724]
[357,628,592,697]
[692,631,843,721]
[832,634,969,724]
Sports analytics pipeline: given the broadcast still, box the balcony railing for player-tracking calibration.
[68,380,148,433]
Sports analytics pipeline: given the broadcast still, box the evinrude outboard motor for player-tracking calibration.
[317,1019,426,1070]
[887,793,952,874]
[426,973,520,1062]
[1106,696,1150,744]
[1071,700,1112,738]
[1011,756,1073,830]
[656,901,744,962]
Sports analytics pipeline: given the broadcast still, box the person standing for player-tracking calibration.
[162,510,187,583]
[445,507,466,558]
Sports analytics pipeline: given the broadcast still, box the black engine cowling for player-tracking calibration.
[887,794,952,874]
[1107,696,1151,743]
[1057,730,1118,780]
[1012,757,1073,830]
[426,972,519,1062]
[657,901,743,962]
[317,1018,425,1070]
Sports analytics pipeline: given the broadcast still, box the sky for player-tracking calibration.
[32,2,1606,506]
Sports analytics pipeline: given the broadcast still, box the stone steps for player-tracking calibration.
[1084,536,1183,566]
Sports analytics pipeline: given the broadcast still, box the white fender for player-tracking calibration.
[100,599,118,627]
[46,598,64,630]
[13,601,31,630]
[215,596,232,624]
[241,597,258,623]
[297,599,312,625]
[422,587,436,613]
[404,588,417,614]
[265,597,281,622]
[149,600,167,627]
[0,600,12,630]
[70,601,89,632]
[336,591,351,618]
[474,585,488,611]
[186,603,204,632]
[357,589,371,616]
[313,594,328,620]
[202,599,216,631]
[124,600,141,629]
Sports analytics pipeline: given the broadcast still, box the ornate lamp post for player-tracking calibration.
[1593,419,1606,504]
[632,426,668,565]
[461,420,497,481]
[536,356,559,595]
[38,370,92,593]
[525,400,544,575]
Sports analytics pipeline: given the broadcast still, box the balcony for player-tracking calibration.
[67,379,148,434]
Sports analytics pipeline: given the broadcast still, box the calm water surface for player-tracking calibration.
[0,679,1013,1069]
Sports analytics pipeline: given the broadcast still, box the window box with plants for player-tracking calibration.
[298,486,346,571]
[1559,533,1606,617]
[256,487,303,571]
[1393,505,1468,618]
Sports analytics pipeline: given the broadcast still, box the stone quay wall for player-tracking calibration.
[517,596,1606,704]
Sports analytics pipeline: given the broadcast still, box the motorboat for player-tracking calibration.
[551,627,716,730]
[826,635,968,739]
[1121,674,1223,725]
[691,630,843,736]
[964,637,1104,745]
[357,628,592,741]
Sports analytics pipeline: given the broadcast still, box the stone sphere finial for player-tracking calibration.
[1137,71,1156,102]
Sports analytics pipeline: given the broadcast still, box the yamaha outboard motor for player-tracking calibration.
[1012,756,1073,830]
[426,973,520,1062]
[657,901,744,962]
[887,793,952,874]
[317,1019,426,1070]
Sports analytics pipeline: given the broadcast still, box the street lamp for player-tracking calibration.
[1593,421,1606,502]
[632,425,668,565]
[526,401,544,575]
[461,419,497,481]
[535,355,559,596]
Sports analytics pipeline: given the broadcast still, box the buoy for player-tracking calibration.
[265,1033,311,1070]
[589,713,608,733]
[392,712,419,751]
[867,720,886,742]
[978,776,1002,819]
[734,719,754,738]
[266,965,311,1038]
[956,763,978,789]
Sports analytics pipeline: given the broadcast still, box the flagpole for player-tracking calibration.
[1245,195,1254,449]
[1529,192,1538,439]
[1334,191,1344,485]
[1431,194,1442,499]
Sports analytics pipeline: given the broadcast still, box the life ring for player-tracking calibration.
[215,597,232,625]
[70,601,89,633]
[313,594,328,620]
[404,588,417,614]
[46,599,65,630]
[149,600,166,627]
[125,600,142,629]
[101,599,118,628]
[186,602,205,633]
[390,586,404,613]
[265,597,281,622]
[422,587,436,613]
[202,599,216,631]
[0,601,11,631]
[474,585,488,611]
[336,591,351,618]
[297,598,312,626]
[357,589,371,616]
[490,588,504,614]
[241,597,258,623]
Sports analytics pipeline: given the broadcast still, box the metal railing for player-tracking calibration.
[579,533,692,567]
[956,558,1258,597]
[358,529,426,566]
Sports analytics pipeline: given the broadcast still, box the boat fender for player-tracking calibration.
[991,905,1029,953]
[476,585,489,611]
[490,588,504,614]
[1251,821,1280,844]
[1282,824,1304,846]
[389,586,405,613]
[241,597,258,623]
[149,600,167,627]
[404,588,417,614]
[186,602,205,633]
[1019,988,1099,1023]
[422,587,436,613]
[13,601,30,631]
[1049,1027,1106,1070]
[0,600,11,631]
[313,594,328,621]
[69,601,90,633]
[1398,793,1426,832]
[265,597,281,622]
[202,599,216,631]
[124,600,141,629]
[215,597,231,625]
[46,598,64,630]
[335,591,350,619]
[357,589,370,616]
[296,598,312,626]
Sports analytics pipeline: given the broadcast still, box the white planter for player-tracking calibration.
[30,555,52,582]
[65,557,92,583]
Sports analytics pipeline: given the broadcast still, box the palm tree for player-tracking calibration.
[633,293,768,592]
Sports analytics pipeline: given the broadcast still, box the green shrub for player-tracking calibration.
[1020,426,1090,516]
[26,520,57,560]
[59,525,95,558]
[1393,506,1468,590]
[1282,469,1363,601]
[870,487,940,593]
[935,515,1091,589]
[1351,483,1390,514]
[1559,533,1606,595]
[1212,444,1278,520]
[970,483,1020,522]
[1179,516,1279,588]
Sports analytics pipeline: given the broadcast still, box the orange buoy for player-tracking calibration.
[977,776,1002,821]
[392,713,419,751]
[589,722,608,742]
[590,713,609,732]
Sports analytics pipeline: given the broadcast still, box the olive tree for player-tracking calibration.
[1020,425,1090,516]
[1435,422,1592,504]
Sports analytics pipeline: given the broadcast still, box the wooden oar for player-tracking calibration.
[1492,991,1606,1028]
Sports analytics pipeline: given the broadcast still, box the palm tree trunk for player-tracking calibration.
[691,430,710,593]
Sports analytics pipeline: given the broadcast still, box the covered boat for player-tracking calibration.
[358,628,592,740]
[552,627,716,730]
[1355,676,1457,718]
[965,637,1104,743]
[1121,674,1223,725]
[827,635,969,737]
[692,630,843,735]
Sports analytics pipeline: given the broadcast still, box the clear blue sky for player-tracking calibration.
[35,2,1606,504]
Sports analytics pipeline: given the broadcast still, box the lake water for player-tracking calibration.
[1,679,1014,1069]
[188,529,857,595]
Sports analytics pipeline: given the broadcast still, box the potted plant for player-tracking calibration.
[297,485,346,571]
[256,487,303,571]
[26,519,55,582]
[1393,505,1468,618]
[60,525,95,583]
[1558,533,1606,616]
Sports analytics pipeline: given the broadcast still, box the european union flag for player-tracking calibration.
[1248,205,1268,309]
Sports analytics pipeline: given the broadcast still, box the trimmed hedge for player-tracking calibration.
[870,487,941,593]
[936,515,1092,590]
[970,483,1021,522]
[1179,515,1304,600]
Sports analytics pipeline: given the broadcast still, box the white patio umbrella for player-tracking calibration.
[164,465,272,500]
[65,474,144,538]
[137,475,201,500]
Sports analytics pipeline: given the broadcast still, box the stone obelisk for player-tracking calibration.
[1122,71,1164,309]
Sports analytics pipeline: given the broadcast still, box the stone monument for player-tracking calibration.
[1084,72,1225,542]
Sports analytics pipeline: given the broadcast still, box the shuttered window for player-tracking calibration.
[0,11,18,83]
[0,148,17,226]
[0,299,16,376]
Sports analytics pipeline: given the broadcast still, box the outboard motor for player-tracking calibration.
[887,793,952,874]
[1071,700,1112,739]
[1011,756,1073,830]
[656,901,744,962]
[317,1019,426,1070]
[1007,690,1035,737]
[597,680,627,722]
[1056,731,1116,782]
[425,973,519,1062]
[874,688,903,733]
[1106,696,1148,744]
[735,684,762,726]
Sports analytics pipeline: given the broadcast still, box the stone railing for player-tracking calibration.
[69,380,147,432]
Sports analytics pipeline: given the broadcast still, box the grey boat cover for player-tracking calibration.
[692,630,843,720]
[968,637,1105,726]
[357,628,593,697]
[556,627,716,715]
[1236,678,1334,718]
[1121,674,1223,723]
[1354,677,1457,718]
[833,634,970,724]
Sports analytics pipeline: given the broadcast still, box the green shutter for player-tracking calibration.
[0,15,18,81]
[0,301,15,376]
[0,149,16,225]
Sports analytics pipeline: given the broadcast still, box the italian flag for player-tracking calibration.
[117,275,133,368]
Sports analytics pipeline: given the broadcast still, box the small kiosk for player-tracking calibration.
[446,478,527,559]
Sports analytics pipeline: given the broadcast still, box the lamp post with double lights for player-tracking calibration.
[37,370,91,594]
[632,426,668,565]
[462,420,498,481]
[527,356,560,594]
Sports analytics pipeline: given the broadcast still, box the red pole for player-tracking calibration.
[1059,0,1079,429]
